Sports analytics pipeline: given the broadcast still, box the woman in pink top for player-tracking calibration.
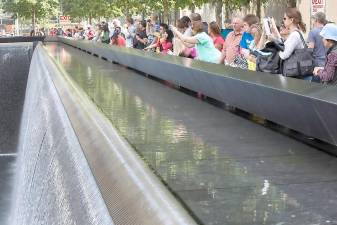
[208,21,225,51]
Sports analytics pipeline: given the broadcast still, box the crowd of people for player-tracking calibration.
[52,8,337,85]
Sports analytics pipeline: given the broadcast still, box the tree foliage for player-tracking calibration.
[2,0,59,20]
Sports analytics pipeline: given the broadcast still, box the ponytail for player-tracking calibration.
[286,7,306,33]
[298,21,306,33]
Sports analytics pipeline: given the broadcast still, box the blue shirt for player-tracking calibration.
[240,32,254,49]
[308,27,326,67]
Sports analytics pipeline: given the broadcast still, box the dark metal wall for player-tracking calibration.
[59,38,337,147]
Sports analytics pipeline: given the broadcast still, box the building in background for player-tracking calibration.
[0,10,15,36]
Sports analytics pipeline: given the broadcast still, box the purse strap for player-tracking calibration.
[295,30,308,49]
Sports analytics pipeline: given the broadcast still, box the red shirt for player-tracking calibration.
[111,36,126,47]
[212,35,225,51]
[156,39,173,54]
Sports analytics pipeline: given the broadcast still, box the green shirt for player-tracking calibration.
[195,32,221,63]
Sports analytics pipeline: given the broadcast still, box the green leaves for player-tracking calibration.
[2,0,59,20]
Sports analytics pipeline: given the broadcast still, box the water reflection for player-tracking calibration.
[44,43,337,225]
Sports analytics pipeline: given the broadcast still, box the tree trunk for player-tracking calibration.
[191,5,195,13]
[287,0,296,7]
[256,0,261,19]
[32,8,36,36]
[89,14,92,25]
[174,5,180,26]
[163,0,170,24]
[215,1,223,27]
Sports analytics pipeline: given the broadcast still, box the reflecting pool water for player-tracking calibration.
[45,43,337,225]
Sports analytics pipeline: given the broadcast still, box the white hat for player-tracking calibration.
[320,23,337,42]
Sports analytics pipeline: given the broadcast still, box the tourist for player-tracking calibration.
[86,26,95,40]
[308,12,328,67]
[146,14,160,45]
[208,21,225,51]
[133,20,148,50]
[221,17,244,64]
[110,27,126,47]
[171,21,221,63]
[92,24,102,42]
[241,14,261,50]
[145,23,173,54]
[313,23,337,85]
[180,16,193,37]
[125,17,136,48]
[268,8,306,61]
[101,23,110,44]
[173,18,196,58]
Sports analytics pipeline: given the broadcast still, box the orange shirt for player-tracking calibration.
[223,31,243,64]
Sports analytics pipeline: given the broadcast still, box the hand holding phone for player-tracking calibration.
[263,18,272,36]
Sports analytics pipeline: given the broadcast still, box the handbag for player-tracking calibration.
[282,31,314,77]
[232,45,248,70]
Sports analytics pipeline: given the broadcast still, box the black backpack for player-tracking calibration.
[256,40,284,74]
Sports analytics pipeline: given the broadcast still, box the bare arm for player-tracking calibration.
[171,26,198,44]
[308,42,315,48]
[181,41,195,48]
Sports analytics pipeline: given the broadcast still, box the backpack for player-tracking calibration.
[282,31,314,77]
[256,40,284,74]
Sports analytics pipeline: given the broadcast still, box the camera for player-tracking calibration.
[263,17,272,36]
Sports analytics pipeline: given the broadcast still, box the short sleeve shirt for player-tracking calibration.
[308,27,326,67]
[213,35,225,51]
[240,32,254,49]
[194,32,221,63]
[223,31,243,63]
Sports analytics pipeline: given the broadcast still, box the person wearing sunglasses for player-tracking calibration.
[266,8,306,61]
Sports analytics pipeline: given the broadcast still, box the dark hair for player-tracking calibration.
[243,14,259,26]
[209,21,221,36]
[166,29,174,42]
[285,7,306,33]
[140,20,147,28]
[177,19,189,29]
[181,16,191,24]
[190,13,202,22]
[160,23,169,32]
[159,29,174,52]
[102,23,109,32]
